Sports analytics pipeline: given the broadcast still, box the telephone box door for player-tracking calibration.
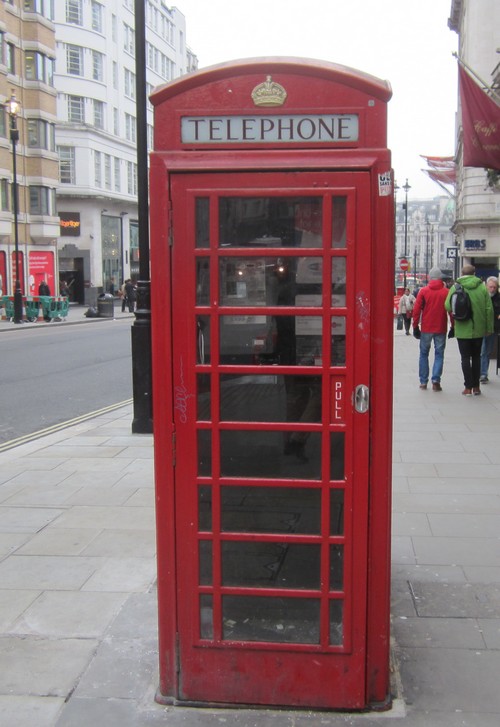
[170,169,372,709]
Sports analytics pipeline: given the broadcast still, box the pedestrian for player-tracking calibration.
[38,280,50,296]
[108,277,116,296]
[398,287,415,335]
[445,264,494,396]
[480,276,500,383]
[412,267,451,391]
[60,281,70,298]
[124,279,137,313]
[120,279,128,312]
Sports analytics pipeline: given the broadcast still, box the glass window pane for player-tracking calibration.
[222,542,320,589]
[220,430,321,480]
[199,539,212,585]
[195,197,209,248]
[220,374,321,423]
[332,196,347,248]
[331,317,346,366]
[330,489,344,535]
[331,257,346,306]
[219,197,322,248]
[329,600,343,645]
[198,486,212,531]
[330,544,344,590]
[200,595,213,639]
[196,258,210,305]
[220,315,322,366]
[197,374,210,420]
[221,486,321,533]
[222,596,320,643]
[219,256,323,307]
[197,316,210,364]
[330,432,345,481]
[197,429,211,476]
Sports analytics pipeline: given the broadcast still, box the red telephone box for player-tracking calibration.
[150,58,394,711]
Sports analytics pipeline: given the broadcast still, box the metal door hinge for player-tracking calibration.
[175,632,180,673]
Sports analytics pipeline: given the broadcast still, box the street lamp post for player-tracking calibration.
[425,217,431,279]
[7,92,23,324]
[403,179,411,288]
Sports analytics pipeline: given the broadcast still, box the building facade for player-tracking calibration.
[395,195,457,288]
[0,0,59,299]
[53,0,197,304]
[449,0,500,280]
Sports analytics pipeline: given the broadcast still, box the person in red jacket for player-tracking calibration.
[412,267,452,391]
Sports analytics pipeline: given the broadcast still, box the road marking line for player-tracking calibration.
[0,399,133,453]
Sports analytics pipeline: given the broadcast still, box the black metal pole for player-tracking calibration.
[403,179,410,289]
[10,113,23,324]
[131,0,153,433]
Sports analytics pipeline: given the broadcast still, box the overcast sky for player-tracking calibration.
[173,0,458,200]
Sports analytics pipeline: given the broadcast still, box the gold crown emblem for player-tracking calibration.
[251,76,287,107]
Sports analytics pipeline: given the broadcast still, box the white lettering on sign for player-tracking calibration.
[181,114,359,144]
[334,380,343,420]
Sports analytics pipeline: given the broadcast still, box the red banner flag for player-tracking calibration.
[459,64,500,170]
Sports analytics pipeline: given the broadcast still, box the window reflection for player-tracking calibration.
[196,258,210,305]
[332,196,347,248]
[221,486,321,533]
[220,430,321,479]
[219,197,322,248]
[222,541,321,589]
[195,198,210,248]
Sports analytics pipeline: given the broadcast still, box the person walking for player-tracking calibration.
[398,287,415,335]
[445,264,494,396]
[412,267,451,391]
[480,276,500,383]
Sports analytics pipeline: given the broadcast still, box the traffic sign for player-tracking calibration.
[399,258,409,271]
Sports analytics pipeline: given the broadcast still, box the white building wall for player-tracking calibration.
[52,0,195,303]
[449,0,500,275]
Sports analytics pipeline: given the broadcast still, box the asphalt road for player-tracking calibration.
[0,318,134,446]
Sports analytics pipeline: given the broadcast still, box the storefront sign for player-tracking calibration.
[464,238,486,251]
[181,114,359,144]
[60,212,81,236]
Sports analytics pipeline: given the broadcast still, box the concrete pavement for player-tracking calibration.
[0,301,134,331]
[0,323,499,725]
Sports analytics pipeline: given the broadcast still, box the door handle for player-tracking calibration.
[354,384,369,413]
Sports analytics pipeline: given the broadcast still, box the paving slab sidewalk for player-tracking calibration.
[0,326,499,726]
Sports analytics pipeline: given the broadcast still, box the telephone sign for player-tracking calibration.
[150,57,394,711]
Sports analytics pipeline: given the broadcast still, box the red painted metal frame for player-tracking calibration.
[150,57,394,711]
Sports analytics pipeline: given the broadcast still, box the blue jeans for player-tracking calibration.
[419,332,446,385]
[480,334,495,378]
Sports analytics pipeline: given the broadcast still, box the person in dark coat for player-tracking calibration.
[38,280,50,296]
[480,276,500,383]
[124,279,137,313]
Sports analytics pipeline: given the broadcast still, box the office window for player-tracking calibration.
[67,45,83,76]
[127,161,137,196]
[0,179,9,211]
[104,154,112,190]
[124,69,136,100]
[7,43,16,74]
[29,186,56,215]
[113,62,118,90]
[25,51,55,86]
[112,15,117,42]
[92,50,104,81]
[91,1,103,32]
[113,108,119,135]
[114,157,121,192]
[93,100,104,129]
[24,0,54,18]
[95,151,102,187]
[58,146,75,184]
[0,108,6,139]
[27,118,56,150]
[68,95,84,123]
[125,113,136,142]
[123,23,135,56]
[66,0,82,25]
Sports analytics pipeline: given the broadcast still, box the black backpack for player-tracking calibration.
[450,282,472,321]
